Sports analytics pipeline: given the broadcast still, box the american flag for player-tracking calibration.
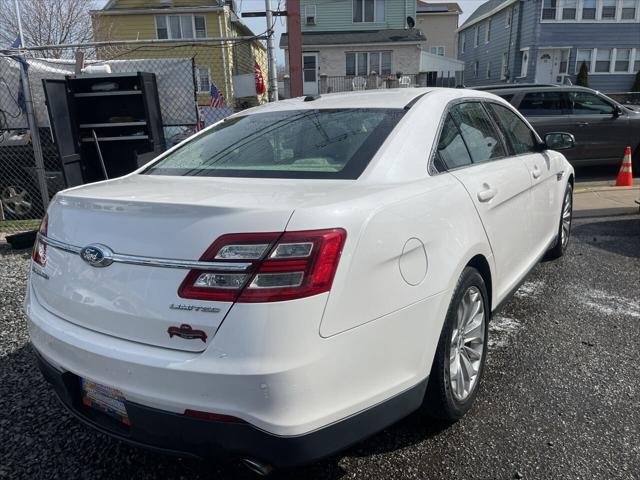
[210,82,224,108]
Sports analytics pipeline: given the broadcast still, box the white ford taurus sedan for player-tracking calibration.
[26,88,575,473]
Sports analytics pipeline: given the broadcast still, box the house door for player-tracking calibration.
[535,51,554,83]
[303,53,319,95]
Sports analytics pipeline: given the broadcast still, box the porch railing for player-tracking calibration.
[319,72,460,94]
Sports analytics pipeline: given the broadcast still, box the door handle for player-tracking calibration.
[577,122,589,127]
[532,166,542,179]
[477,184,498,202]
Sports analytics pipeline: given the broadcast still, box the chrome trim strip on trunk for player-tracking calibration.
[39,235,253,271]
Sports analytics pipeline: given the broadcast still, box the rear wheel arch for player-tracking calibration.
[466,254,492,314]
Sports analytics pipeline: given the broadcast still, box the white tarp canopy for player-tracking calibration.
[0,56,197,129]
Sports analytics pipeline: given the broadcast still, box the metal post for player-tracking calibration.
[14,0,50,210]
[264,0,279,101]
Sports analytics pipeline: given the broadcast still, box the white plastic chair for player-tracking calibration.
[399,76,412,88]
[352,76,366,91]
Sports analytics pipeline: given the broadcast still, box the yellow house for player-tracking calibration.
[91,0,268,107]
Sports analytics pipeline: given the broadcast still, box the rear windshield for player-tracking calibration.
[144,108,405,179]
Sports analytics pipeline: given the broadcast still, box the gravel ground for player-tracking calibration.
[1,215,639,480]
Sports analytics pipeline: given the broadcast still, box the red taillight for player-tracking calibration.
[178,228,346,303]
[32,213,48,267]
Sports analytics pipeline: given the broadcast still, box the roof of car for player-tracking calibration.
[239,88,501,114]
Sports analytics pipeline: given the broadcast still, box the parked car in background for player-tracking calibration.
[27,88,575,473]
[481,85,640,169]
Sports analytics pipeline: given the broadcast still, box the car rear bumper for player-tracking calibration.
[34,348,427,467]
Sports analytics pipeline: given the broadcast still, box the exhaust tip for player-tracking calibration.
[241,458,273,476]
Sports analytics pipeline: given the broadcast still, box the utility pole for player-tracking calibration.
[264,0,279,101]
[14,0,50,210]
[286,0,303,97]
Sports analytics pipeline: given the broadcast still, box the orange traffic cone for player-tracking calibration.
[615,147,633,187]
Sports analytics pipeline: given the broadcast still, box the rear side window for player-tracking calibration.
[450,102,506,164]
[435,114,473,170]
[145,109,405,179]
[487,103,538,155]
[518,91,566,116]
[568,91,615,115]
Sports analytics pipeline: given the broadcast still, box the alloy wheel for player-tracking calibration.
[1,185,33,217]
[449,286,486,402]
[561,188,572,248]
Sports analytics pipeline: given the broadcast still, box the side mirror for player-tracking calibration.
[544,132,576,151]
[613,105,623,117]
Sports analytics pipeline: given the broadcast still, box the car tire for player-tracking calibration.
[545,182,573,260]
[0,178,42,220]
[424,266,489,421]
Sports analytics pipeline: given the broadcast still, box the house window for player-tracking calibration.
[581,0,597,19]
[615,48,631,71]
[345,51,391,76]
[430,46,445,56]
[519,49,529,77]
[576,49,593,72]
[485,18,491,43]
[486,61,492,78]
[542,0,557,19]
[195,66,211,93]
[559,49,570,73]
[474,26,479,47]
[305,5,317,24]
[635,50,640,71]
[353,0,385,23]
[562,0,577,19]
[505,7,512,27]
[600,0,617,19]
[473,61,479,78]
[500,52,508,79]
[460,33,466,53]
[156,15,206,39]
[595,48,612,72]
[621,0,637,19]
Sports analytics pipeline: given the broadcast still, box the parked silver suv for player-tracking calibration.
[479,85,640,169]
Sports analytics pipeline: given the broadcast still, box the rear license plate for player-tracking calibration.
[80,378,130,425]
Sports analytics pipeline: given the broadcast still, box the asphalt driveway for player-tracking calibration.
[1,215,638,480]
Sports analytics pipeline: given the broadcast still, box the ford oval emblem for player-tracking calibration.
[80,244,114,268]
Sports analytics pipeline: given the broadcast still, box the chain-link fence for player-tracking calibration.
[0,37,269,238]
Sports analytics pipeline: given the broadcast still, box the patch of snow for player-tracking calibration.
[489,315,521,348]
[514,280,545,299]
[579,289,640,319]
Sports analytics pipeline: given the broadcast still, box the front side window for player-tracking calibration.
[487,103,538,155]
[345,51,391,76]
[435,114,473,170]
[615,48,631,72]
[601,0,617,19]
[595,48,612,72]
[145,109,404,179]
[582,0,597,18]
[519,92,567,116]
[576,48,593,72]
[569,92,615,115]
[562,0,577,19]
[542,0,557,19]
[450,103,506,163]
[353,0,385,22]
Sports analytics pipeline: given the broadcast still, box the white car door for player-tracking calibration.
[486,102,559,253]
[437,102,534,301]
